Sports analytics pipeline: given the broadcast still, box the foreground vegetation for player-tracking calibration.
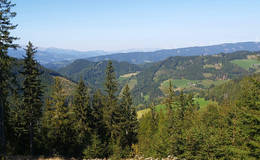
[1,1,260,159]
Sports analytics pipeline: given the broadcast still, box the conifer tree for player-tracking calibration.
[83,89,107,158]
[163,81,176,155]
[0,0,18,157]
[103,61,119,155]
[21,42,43,155]
[91,89,106,138]
[42,77,74,156]
[118,84,138,157]
[72,79,92,151]
[237,77,260,159]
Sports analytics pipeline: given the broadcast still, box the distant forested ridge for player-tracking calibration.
[87,42,260,64]
[8,42,260,71]
[1,0,260,159]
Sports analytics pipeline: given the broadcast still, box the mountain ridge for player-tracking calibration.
[87,42,260,64]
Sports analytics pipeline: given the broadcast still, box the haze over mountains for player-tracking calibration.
[8,42,260,70]
[87,42,260,64]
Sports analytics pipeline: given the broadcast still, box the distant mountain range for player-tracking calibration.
[8,42,260,70]
[87,42,260,64]
[8,47,108,65]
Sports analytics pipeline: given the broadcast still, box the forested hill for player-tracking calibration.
[87,42,260,64]
[57,50,260,106]
[11,58,75,96]
[58,59,142,89]
[130,51,260,105]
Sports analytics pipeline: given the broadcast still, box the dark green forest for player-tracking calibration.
[1,0,260,159]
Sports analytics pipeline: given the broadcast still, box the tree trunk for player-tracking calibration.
[29,121,33,155]
[0,98,5,159]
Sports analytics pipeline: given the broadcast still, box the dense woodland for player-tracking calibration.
[1,0,260,159]
[58,50,260,107]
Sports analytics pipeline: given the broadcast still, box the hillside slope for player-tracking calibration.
[130,51,260,105]
[58,59,142,90]
[57,51,260,106]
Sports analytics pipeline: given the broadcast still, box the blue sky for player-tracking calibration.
[12,0,260,51]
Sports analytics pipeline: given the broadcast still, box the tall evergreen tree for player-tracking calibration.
[237,77,260,159]
[119,84,138,157]
[20,42,43,155]
[103,61,119,155]
[83,89,107,158]
[91,89,106,139]
[42,77,74,156]
[72,79,92,151]
[0,0,18,157]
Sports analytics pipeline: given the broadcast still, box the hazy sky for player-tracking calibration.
[13,0,260,51]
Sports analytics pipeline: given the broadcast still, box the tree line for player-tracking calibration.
[137,77,260,159]
[2,43,138,158]
[1,0,259,159]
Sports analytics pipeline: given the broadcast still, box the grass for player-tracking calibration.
[120,71,140,78]
[144,95,150,101]
[203,63,222,70]
[137,98,213,118]
[194,97,211,109]
[161,79,198,89]
[203,73,213,78]
[160,78,228,94]
[200,79,228,88]
[54,76,76,96]
[137,108,150,119]
[137,104,166,119]
[231,59,260,70]
[128,78,137,90]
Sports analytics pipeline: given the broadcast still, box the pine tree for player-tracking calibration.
[0,0,18,157]
[72,79,92,151]
[20,42,43,155]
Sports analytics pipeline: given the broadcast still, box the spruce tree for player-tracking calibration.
[89,89,108,157]
[0,0,18,157]
[42,77,74,156]
[72,79,92,151]
[103,61,119,155]
[237,77,260,159]
[119,84,138,155]
[21,42,43,155]
[91,89,106,139]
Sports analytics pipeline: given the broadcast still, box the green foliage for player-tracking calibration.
[131,51,256,105]
[58,59,141,91]
[71,78,92,154]
[117,84,138,157]
[19,42,43,155]
[83,133,105,159]
[236,75,260,159]
[0,0,18,157]
[102,61,139,158]
[41,77,75,156]
[137,74,260,159]
[231,59,260,70]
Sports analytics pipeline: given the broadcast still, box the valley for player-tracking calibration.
[52,50,259,108]
[2,0,260,159]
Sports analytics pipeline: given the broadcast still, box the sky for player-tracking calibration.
[12,0,260,51]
